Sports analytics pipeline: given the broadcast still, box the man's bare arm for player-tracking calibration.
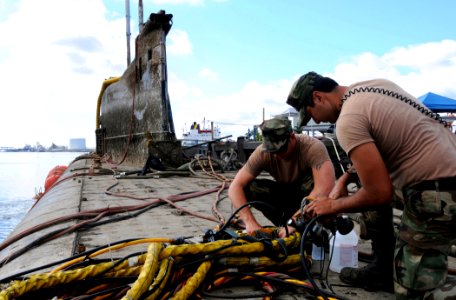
[305,142,393,216]
[228,168,262,234]
[308,159,336,199]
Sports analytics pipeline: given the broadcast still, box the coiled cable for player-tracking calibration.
[340,86,450,128]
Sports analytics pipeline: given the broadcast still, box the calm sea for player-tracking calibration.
[0,152,85,242]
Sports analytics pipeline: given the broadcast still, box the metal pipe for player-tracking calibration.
[96,77,121,129]
[138,0,144,32]
[159,29,175,134]
[125,0,131,65]
[211,121,214,140]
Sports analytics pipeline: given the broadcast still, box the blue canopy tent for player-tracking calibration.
[418,92,456,112]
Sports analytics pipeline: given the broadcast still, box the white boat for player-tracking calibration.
[181,122,222,147]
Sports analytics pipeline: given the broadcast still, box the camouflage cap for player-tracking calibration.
[260,118,292,153]
[286,71,323,127]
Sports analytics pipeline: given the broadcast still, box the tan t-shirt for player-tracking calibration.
[244,134,331,183]
[336,79,456,189]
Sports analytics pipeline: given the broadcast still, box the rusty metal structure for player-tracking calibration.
[96,11,183,167]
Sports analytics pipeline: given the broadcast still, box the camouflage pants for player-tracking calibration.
[394,177,456,299]
[243,179,310,226]
[359,203,394,240]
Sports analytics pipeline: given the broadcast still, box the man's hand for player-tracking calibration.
[245,220,263,235]
[228,168,263,235]
[329,174,349,199]
[304,197,335,218]
[278,225,296,238]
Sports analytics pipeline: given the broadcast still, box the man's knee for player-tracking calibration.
[244,179,275,202]
[243,179,303,226]
[394,241,449,298]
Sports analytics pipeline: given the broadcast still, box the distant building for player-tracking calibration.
[273,107,333,135]
[69,138,86,150]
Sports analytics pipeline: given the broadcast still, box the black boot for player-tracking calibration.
[339,206,395,293]
[339,253,394,292]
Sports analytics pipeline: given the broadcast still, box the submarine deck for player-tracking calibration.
[1,154,449,299]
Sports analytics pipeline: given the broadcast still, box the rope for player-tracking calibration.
[0,185,225,267]
[187,155,233,224]
[212,180,228,224]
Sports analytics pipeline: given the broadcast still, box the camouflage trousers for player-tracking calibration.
[243,179,309,226]
[395,177,456,299]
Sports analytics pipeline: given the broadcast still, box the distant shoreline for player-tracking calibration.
[0,149,94,153]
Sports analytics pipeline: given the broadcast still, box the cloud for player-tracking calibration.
[384,40,456,68]
[170,72,293,139]
[170,39,456,139]
[150,0,204,6]
[330,40,456,98]
[54,36,103,53]
[167,29,192,55]
[1,0,455,150]
[148,0,228,6]
[198,68,219,80]
[0,0,126,148]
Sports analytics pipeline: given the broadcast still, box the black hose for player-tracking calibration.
[300,215,348,300]
[217,201,283,235]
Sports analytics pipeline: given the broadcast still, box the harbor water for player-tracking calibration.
[0,152,84,242]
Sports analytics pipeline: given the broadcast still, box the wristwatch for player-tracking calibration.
[287,218,297,228]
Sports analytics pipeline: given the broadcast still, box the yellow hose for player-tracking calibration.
[0,259,122,300]
[104,265,142,278]
[52,238,173,273]
[96,76,120,129]
[171,260,212,300]
[159,239,238,259]
[0,232,306,300]
[122,243,163,300]
[160,232,300,259]
[145,257,174,300]
[217,253,303,267]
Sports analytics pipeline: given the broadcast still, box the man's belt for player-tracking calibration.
[409,176,456,191]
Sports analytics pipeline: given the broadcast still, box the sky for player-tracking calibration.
[1,0,456,148]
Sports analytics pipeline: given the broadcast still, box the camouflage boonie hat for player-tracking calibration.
[286,71,323,127]
[260,118,292,153]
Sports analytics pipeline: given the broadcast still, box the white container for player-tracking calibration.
[329,229,358,273]
[311,243,324,261]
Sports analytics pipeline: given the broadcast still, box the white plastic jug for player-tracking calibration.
[329,228,358,273]
[311,243,324,261]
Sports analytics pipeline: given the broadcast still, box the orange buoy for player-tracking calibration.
[44,165,68,192]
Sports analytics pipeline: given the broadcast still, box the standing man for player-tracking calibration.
[228,117,335,238]
[287,71,456,299]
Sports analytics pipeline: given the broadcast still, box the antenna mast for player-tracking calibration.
[138,0,144,32]
[125,0,131,66]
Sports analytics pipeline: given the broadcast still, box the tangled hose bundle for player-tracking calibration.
[0,231,334,300]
